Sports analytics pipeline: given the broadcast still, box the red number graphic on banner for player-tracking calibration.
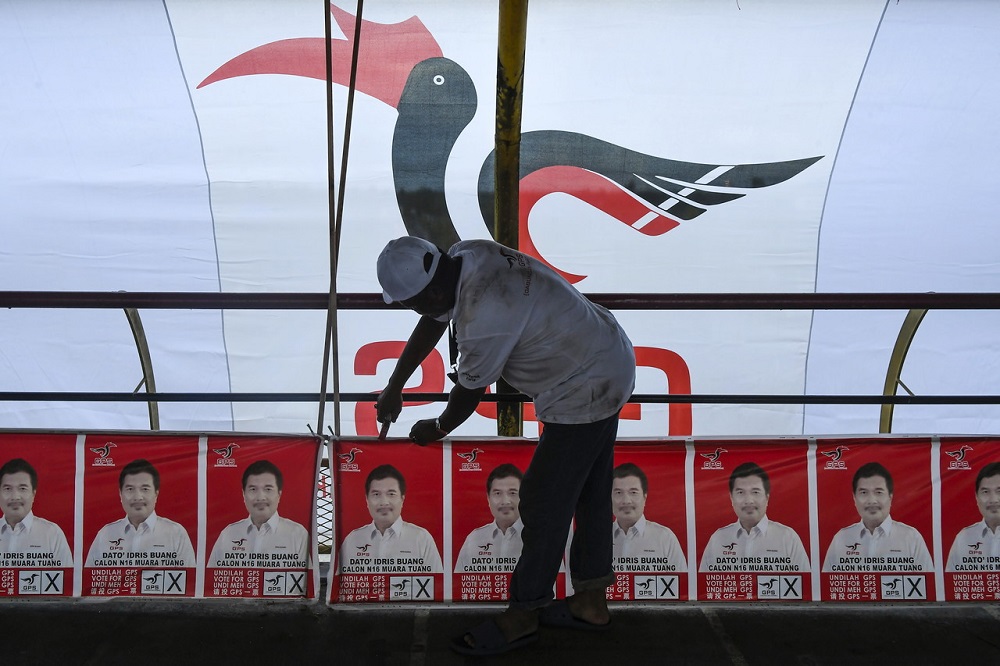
[354,342,446,436]
[634,346,691,436]
[353,343,691,435]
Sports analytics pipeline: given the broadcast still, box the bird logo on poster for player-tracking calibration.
[821,446,849,462]
[701,448,727,462]
[212,443,240,459]
[89,442,117,458]
[457,448,484,464]
[945,445,973,462]
[338,448,363,464]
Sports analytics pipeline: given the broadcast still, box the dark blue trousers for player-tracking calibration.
[508,412,619,609]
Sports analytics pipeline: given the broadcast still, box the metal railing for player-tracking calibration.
[4,289,1000,555]
[3,291,1000,410]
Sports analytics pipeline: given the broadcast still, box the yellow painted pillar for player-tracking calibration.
[494,0,528,436]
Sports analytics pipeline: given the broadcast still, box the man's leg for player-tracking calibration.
[509,413,619,610]
[457,413,618,651]
[565,412,619,624]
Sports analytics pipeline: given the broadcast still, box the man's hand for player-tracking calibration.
[409,418,448,445]
[375,389,403,430]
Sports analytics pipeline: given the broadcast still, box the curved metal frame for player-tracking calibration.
[879,308,928,434]
[123,307,159,430]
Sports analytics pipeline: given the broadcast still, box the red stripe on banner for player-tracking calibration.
[519,166,680,284]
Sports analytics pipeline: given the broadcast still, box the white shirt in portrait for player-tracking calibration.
[823,516,933,572]
[613,515,687,572]
[700,515,810,572]
[455,519,524,572]
[86,512,196,567]
[0,512,73,567]
[946,521,1000,571]
[209,512,309,568]
[338,516,443,573]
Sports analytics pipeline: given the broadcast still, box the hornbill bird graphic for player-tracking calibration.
[457,448,484,464]
[338,447,363,464]
[821,446,849,462]
[700,447,727,462]
[199,4,822,283]
[212,443,240,459]
[89,442,117,458]
[945,444,973,462]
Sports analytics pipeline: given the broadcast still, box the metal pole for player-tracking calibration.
[494,0,529,436]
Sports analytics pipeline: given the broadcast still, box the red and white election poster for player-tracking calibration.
[608,440,689,602]
[0,432,77,597]
[332,439,445,603]
[450,439,546,603]
[695,439,812,601]
[204,435,319,599]
[939,437,1000,601]
[81,434,199,597]
[817,438,936,601]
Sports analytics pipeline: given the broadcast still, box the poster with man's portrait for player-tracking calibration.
[695,439,811,602]
[81,434,199,597]
[0,432,77,597]
[609,440,689,602]
[204,435,320,599]
[331,439,444,602]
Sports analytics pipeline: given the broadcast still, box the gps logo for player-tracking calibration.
[389,575,434,600]
[18,571,64,595]
[880,575,926,600]
[263,571,307,597]
[756,575,802,600]
[140,570,187,595]
[633,575,678,600]
[700,448,727,470]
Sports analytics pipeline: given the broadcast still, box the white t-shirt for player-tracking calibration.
[700,516,810,572]
[613,516,687,572]
[445,240,635,424]
[822,516,934,572]
[86,512,196,567]
[208,512,309,568]
[946,521,1000,571]
[338,517,443,573]
[0,512,73,567]
[454,519,524,573]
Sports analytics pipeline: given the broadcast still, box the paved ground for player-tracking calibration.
[4,595,1000,665]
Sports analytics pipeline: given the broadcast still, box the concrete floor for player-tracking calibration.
[3,596,1000,665]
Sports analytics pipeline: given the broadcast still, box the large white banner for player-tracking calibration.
[1,0,998,436]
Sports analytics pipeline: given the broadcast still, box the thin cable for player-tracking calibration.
[317,0,364,438]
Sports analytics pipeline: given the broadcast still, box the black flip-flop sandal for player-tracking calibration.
[539,600,612,632]
[450,618,539,656]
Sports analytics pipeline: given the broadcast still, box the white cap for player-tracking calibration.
[377,236,443,304]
